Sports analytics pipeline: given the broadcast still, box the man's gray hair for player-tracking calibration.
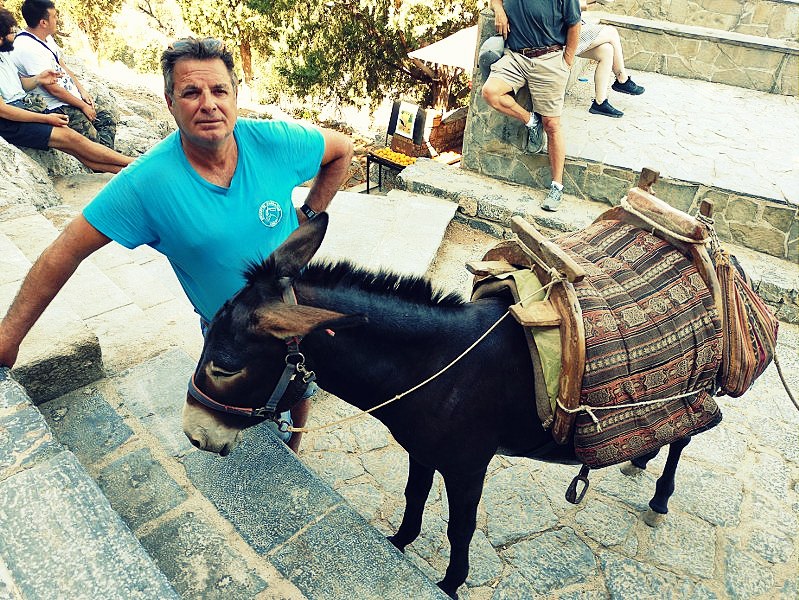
[161,37,237,96]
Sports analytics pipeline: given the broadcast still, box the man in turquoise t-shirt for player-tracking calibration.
[0,37,354,453]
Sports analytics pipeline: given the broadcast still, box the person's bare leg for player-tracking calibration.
[482,78,532,125]
[579,43,613,104]
[287,397,311,453]
[582,26,629,83]
[49,128,133,173]
[542,115,565,184]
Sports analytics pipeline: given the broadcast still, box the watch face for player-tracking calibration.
[302,205,317,219]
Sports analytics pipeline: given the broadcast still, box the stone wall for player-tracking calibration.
[606,14,799,95]
[598,0,799,40]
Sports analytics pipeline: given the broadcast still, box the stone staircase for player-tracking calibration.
[0,182,457,599]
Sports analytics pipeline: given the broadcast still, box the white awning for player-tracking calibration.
[407,25,478,72]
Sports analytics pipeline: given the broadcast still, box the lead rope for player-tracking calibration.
[286,278,558,434]
[695,214,797,412]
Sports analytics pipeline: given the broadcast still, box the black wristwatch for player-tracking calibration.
[300,203,318,220]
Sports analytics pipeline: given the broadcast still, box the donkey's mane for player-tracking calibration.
[245,260,465,307]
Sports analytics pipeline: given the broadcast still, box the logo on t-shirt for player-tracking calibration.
[258,200,283,228]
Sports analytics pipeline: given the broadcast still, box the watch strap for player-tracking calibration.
[300,204,318,220]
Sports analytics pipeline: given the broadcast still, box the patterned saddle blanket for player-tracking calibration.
[473,218,725,468]
[555,220,723,468]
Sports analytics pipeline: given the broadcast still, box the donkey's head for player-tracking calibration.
[183,213,362,455]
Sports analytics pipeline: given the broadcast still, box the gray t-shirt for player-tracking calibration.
[0,52,25,104]
[502,0,582,51]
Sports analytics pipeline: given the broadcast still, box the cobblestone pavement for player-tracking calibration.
[296,222,799,600]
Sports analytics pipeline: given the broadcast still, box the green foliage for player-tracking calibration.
[248,0,485,108]
[102,36,162,73]
[176,0,276,82]
[58,0,125,52]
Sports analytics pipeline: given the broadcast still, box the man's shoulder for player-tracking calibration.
[236,118,314,144]
[10,34,49,65]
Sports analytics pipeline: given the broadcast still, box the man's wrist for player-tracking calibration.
[300,203,318,221]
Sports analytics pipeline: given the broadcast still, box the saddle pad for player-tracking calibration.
[555,220,724,468]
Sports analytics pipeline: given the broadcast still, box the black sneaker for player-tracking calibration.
[589,99,623,118]
[612,77,645,95]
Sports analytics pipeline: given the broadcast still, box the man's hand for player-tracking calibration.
[564,52,575,67]
[34,69,61,87]
[44,112,69,127]
[0,329,20,369]
[81,101,97,121]
[494,5,510,38]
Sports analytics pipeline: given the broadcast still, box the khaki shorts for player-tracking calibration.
[487,49,570,117]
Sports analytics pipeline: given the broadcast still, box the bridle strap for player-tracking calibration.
[188,279,316,420]
[262,336,303,414]
[188,372,259,417]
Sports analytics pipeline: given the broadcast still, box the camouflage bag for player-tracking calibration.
[15,92,48,113]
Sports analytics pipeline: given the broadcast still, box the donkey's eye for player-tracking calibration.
[210,368,238,378]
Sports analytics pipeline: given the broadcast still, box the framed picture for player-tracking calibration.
[395,101,419,139]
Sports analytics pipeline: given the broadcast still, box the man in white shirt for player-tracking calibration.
[12,0,118,148]
[0,9,132,171]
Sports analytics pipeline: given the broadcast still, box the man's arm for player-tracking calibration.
[40,70,96,120]
[59,61,94,108]
[0,216,111,367]
[491,0,510,38]
[20,68,60,91]
[564,21,581,66]
[298,128,354,222]
[0,96,68,126]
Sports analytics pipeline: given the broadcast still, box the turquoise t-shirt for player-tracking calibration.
[83,118,325,322]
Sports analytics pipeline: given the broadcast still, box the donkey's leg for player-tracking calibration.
[388,455,434,552]
[645,436,691,527]
[620,447,662,476]
[438,468,487,599]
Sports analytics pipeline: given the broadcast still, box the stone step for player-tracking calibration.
[593,11,798,95]
[0,229,102,403]
[0,369,179,599]
[398,159,799,325]
[32,349,445,600]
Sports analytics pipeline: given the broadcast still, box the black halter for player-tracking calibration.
[187,278,316,419]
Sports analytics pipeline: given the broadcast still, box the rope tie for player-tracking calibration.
[556,390,705,431]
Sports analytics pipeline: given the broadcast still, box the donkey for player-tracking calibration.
[183,214,710,598]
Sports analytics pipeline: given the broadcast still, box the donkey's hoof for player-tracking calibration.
[644,508,666,527]
[620,462,644,477]
[386,535,405,553]
[436,581,458,599]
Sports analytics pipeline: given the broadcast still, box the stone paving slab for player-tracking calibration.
[292,187,458,277]
[0,451,179,600]
[0,370,178,600]
[34,347,445,599]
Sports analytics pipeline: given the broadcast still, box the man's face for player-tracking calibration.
[0,26,17,52]
[165,58,238,151]
[41,8,57,36]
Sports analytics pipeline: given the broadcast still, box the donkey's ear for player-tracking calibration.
[269,212,329,279]
[253,303,365,339]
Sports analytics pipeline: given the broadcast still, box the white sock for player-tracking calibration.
[551,181,563,190]
[526,114,538,128]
